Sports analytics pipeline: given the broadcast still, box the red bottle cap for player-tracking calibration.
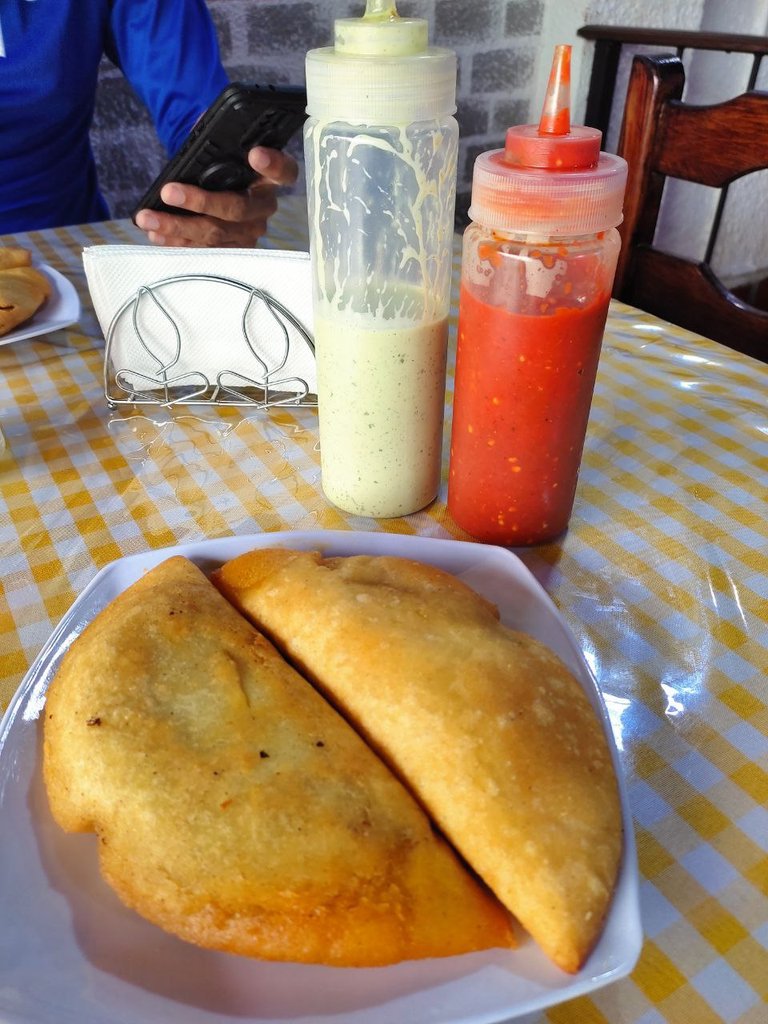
[504,45,601,170]
[469,45,627,236]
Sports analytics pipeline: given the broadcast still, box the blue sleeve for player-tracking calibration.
[105,0,230,155]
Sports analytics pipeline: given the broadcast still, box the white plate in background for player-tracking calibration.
[0,530,642,1024]
[0,264,81,347]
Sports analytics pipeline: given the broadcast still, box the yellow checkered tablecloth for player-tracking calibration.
[1,195,766,1023]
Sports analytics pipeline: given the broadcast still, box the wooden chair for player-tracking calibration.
[614,53,768,361]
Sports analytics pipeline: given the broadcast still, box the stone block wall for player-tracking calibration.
[92,0,543,227]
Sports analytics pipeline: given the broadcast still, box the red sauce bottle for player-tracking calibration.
[448,45,628,546]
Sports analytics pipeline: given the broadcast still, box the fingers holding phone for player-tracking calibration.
[248,145,299,187]
[131,82,306,248]
[134,147,299,247]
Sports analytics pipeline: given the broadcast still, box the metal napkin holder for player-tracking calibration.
[103,273,317,409]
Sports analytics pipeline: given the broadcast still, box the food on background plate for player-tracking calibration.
[0,246,51,336]
[43,556,514,966]
[0,245,32,270]
[213,548,623,974]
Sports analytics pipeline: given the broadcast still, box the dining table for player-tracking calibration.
[1,191,766,1024]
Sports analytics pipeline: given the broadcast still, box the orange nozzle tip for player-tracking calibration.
[538,44,571,136]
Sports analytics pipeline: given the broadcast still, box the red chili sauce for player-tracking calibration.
[448,282,610,545]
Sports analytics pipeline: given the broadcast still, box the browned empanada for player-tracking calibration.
[0,245,33,270]
[0,265,51,336]
[43,556,514,966]
[213,548,623,973]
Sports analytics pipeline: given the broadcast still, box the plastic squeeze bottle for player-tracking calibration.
[304,0,458,518]
[448,44,627,545]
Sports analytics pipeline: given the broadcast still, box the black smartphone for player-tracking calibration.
[132,82,307,221]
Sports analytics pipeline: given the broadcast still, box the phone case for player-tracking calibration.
[132,83,307,220]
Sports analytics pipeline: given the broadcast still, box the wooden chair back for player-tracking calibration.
[614,54,768,360]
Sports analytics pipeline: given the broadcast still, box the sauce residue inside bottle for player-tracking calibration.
[304,0,458,518]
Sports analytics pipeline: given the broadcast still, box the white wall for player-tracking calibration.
[683,0,768,283]
[530,0,768,287]
[531,0,706,126]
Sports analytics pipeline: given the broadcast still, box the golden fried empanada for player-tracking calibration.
[0,265,52,336]
[44,556,514,966]
[213,548,623,973]
[0,245,32,270]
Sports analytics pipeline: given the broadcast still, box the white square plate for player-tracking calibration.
[0,531,641,1024]
[0,264,81,347]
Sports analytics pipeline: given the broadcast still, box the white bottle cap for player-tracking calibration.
[306,0,456,124]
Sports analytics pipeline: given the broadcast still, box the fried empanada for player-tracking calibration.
[44,556,514,966]
[213,548,623,973]
[0,265,52,336]
[0,245,33,270]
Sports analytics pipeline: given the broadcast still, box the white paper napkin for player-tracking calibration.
[82,245,316,402]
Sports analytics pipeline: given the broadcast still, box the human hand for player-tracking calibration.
[133,147,299,248]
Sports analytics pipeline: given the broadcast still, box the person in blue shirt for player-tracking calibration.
[0,0,298,246]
